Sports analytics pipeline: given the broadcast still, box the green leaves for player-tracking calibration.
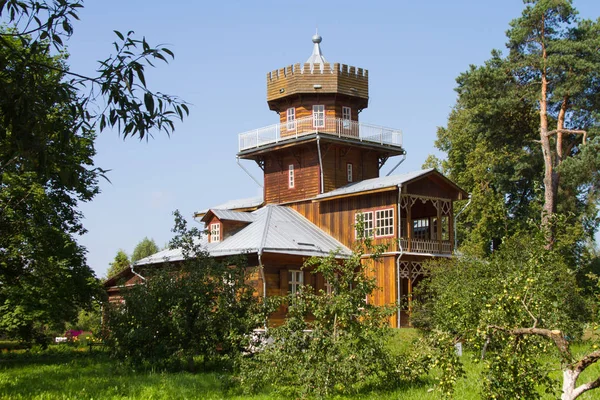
[105,212,263,371]
[236,236,404,397]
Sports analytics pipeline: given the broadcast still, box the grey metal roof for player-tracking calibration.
[134,236,212,266]
[315,169,434,200]
[210,205,351,258]
[196,195,263,215]
[210,209,256,223]
[306,32,328,72]
[135,205,350,267]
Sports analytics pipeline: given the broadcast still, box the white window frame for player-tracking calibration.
[288,164,295,188]
[347,163,353,183]
[313,105,325,128]
[375,208,395,237]
[355,211,374,239]
[412,218,429,240]
[286,107,296,131]
[342,106,351,129]
[210,223,221,242]
[288,270,303,294]
[325,272,338,295]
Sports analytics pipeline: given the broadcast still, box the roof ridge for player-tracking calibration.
[258,205,274,254]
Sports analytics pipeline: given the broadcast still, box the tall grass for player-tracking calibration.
[1,332,600,399]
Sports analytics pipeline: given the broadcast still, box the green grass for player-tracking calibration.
[1,333,600,399]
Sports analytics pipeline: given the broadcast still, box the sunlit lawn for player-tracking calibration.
[1,331,599,399]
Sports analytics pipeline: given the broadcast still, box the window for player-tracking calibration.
[342,106,351,128]
[288,164,295,188]
[313,105,325,128]
[431,217,438,240]
[325,273,339,295]
[288,270,303,294]
[210,223,221,242]
[355,211,374,239]
[347,163,353,182]
[441,216,449,241]
[286,107,296,131]
[375,208,394,237]
[412,218,429,240]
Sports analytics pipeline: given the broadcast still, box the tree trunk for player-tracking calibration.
[539,17,555,247]
[562,368,578,400]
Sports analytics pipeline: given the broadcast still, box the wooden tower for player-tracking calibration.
[237,33,406,205]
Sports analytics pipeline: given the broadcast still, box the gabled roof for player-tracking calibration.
[201,209,257,224]
[134,236,211,266]
[132,205,350,269]
[209,205,351,258]
[315,169,434,200]
[315,169,468,201]
[195,195,263,217]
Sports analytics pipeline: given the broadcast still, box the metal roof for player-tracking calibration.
[134,236,212,266]
[196,195,263,215]
[135,205,350,267]
[315,169,434,200]
[306,32,328,72]
[209,205,351,258]
[210,209,256,223]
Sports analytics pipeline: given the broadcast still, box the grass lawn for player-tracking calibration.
[1,331,600,399]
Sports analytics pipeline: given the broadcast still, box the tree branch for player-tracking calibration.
[488,325,571,359]
[544,129,587,145]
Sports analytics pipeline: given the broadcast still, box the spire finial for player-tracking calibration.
[307,30,327,70]
[312,27,321,44]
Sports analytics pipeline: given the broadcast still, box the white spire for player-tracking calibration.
[306,29,327,71]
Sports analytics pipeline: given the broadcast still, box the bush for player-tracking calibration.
[236,232,414,397]
[104,212,264,371]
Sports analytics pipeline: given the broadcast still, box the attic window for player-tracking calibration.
[210,223,221,242]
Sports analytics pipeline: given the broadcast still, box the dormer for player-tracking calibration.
[201,209,256,243]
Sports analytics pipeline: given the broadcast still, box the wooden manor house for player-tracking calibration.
[105,34,468,327]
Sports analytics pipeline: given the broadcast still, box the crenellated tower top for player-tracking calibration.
[266,35,369,112]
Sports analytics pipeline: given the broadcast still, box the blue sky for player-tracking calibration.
[62,0,600,277]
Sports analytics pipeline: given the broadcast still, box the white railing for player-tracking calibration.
[238,116,403,152]
[399,238,453,254]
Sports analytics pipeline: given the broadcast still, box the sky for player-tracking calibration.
[60,0,600,278]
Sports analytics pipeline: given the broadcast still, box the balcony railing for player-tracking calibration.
[238,116,403,152]
[399,238,453,255]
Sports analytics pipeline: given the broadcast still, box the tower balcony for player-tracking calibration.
[238,116,403,153]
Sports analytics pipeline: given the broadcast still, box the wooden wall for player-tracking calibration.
[263,143,380,204]
[321,144,379,192]
[277,97,361,126]
[365,255,398,328]
[263,147,321,204]
[289,190,399,250]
